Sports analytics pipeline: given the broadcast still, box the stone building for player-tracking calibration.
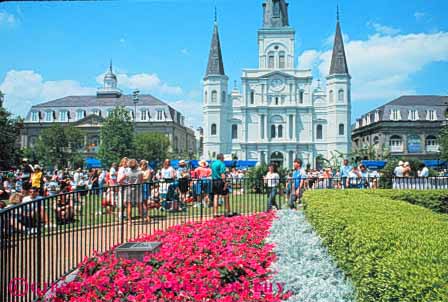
[21,64,196,159]
[352,95,448,159]
[202,0,351,168]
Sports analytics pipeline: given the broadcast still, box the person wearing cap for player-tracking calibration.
[394,161,404,178]
[193,160,212,207]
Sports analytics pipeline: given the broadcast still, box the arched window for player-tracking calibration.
[338,124,345,136]
[204,91,208,104]
[221,91,226,103]
[338,89,344,102]
[278,125,283,138]
[373,136,380,145]
[268,52,275,69]
[316,125,323,140]
[279,52,286,69]
[211,90,217,103]
[211,124,217,136]
[389,135,403,153]
[232,124,238,139]
[275,97,279,105]
[329,90,334,103]
[250,90,255,104]
[271,125,276,138]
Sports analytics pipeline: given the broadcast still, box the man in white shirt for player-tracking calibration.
[394,161,404,177]
[418,163,429,177]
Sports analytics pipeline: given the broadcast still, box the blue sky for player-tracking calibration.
[1,0,447,128]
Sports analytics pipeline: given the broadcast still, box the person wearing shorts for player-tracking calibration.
[289,159,306,209]
[211,154,230,217]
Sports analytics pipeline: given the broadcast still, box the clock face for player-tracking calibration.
[270,78,285,92]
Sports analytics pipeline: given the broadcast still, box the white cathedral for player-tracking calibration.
[203,0,351,168]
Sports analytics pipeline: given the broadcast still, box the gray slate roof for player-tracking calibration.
[205,23,225,77]
[33,94,166,108]
[329,20,349,75]
[357,95,448,125]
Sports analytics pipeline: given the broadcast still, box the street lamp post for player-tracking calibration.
[132,89,140,133]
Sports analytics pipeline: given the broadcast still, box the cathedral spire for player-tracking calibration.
[205,14,225,77]
[263,0,289,28]
[329,7,349,76]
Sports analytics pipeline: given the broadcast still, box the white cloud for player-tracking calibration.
[0,70,96,116]
[0,10,18,27]
[119,38,126,44]
[180,48,190,56]
[96,71,183,95]
[368,22,401,36]
[169,99,203,128]
[298,30,448,102]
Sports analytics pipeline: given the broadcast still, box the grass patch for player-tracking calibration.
[304,190,448,302]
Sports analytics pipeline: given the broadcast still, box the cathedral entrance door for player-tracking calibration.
[270,151,284,168]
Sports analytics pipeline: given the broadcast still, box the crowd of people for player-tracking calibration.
[1,156,446,235]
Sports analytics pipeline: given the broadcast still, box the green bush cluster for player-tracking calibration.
[304,190,448,302]
[366,190,448,214]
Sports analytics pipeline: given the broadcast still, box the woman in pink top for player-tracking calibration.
[193,160,212,207]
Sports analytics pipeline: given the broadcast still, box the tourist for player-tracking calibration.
[418,163,429,177]
[339,159,352,189]
[394,161,404,177]
[359,164,369,189]
[264,164,280,211]
[21,159,34,190]
[109,162,118,186]
[125,159,143,224]
[116,157,129,221]
[194,160,212,208]
[177,160,190,204]
[211,154,230,217]
[159,159,176,181]
[31,165,45,196]
[140,160,152,220]
[403,162,411,177]
[289,159,306,209]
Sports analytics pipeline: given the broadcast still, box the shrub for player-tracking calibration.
[366,190,448,214]
[304,190,448,302]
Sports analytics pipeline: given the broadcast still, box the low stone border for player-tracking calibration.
[267,210,355,302]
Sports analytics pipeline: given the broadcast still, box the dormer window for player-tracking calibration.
[31,111,39,122]
[408,109,418,121]
[45,111,53,122]
[374,111,380,122]
[59,111,67,122]
[157,110,164,121]
[366,114,371,125]
[427,110,437,121]
[141,110,147,121]
[76,110,85,120]
[391,109,401,121]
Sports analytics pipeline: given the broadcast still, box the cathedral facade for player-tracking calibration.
[203,0,351,168]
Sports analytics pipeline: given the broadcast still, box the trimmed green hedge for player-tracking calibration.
[365,190,448,214]
[304,190,448,302]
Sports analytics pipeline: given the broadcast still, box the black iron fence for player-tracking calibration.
[1,176,448,301]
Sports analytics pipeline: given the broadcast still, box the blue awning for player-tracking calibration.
[85,158,102,169]
[361,160,387,170]
[423,160,447,168]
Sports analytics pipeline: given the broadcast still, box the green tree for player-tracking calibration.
[440,125,448,162]
[98,106,134,167]
[35,124,83,169]
[0,107,22,169]
[134,132,170,163]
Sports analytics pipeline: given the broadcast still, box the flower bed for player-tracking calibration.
[304,190,448,302]
[50,213,291,302]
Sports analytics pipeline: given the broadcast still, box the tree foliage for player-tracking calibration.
[134,132,170,164]
[439,125,448,162]
[98,106,134,167]
[34,124,83,169]
[0,107,22,169]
